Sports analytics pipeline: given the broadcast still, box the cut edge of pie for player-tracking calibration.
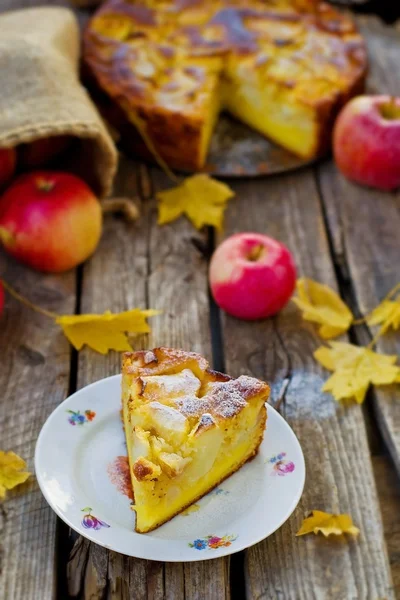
[121,347,269,533]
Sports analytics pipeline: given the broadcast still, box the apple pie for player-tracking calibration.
[122,347,269,533]
[84,0,367,170]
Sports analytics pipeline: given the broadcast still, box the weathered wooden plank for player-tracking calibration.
[67,157,230,599]
[0,257,75,600]
[219,169,394,599]
[148,169,230,600]
[0,4,96,598]
[318,16,400,474]
[67,157,154,600]
[372,455,400,597]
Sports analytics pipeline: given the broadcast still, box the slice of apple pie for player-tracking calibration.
[122,348,269,533]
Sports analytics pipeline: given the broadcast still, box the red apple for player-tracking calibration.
[333,95,400,191]
[19,136,72,168]
[209,232,296,320]
[0,147,16,188]
[0,280,4,317]
[0,171,102,273]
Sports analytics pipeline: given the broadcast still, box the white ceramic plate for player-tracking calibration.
[35,375,305,561]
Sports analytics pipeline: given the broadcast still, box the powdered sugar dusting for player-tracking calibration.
[144,351,156,364]
[209,386,246,419]
[175,375,266,420]
[143,369,201,396]
[176,396,209,418]
[235,375,266,398]
[199,413,214,426]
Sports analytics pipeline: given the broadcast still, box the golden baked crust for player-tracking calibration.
[84,0,366,169]
[122,347,269,533]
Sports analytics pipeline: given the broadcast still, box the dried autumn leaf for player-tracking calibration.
[314,341,400,404]
[157,174,235,230]
[56,309,160,354]
[367,299,400,334]
[0,451,31,500]
[296,510,360,537]
[292,278,353,339]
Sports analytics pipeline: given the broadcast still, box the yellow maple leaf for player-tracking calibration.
[367,299,400,334]
[56,309,160,354]
[292,278,353,339]
[296,510,360,537]
[157,174,235,230]
[0,451,31,500]
[314,341,400,404]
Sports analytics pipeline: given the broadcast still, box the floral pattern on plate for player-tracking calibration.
[267,452,295,476]
[81,507,110,530]
[67,409,96,426]
[189,534,237,550]
[212,487,230,496]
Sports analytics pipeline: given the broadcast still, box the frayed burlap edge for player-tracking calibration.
[0,7,118,198]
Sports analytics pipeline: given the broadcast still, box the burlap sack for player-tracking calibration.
[0,6,118,198]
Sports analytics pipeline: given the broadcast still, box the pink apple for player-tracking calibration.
[209,233,296,320]
[0,171,102,273]
[333,95,400,191]
[0,147,16,189]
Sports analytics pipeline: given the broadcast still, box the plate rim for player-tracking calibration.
[35,374,306,561]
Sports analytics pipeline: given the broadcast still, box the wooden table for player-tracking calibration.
[1,2,400,599]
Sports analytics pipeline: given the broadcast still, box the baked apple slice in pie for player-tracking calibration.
[122,348,269,533]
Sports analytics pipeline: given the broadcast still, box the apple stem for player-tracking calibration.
[0,226,15,248]
[247,244,265,261]
[36,178,55,192]
[0,279,58,319]
[379,96,400,121]
[102,197,140,222]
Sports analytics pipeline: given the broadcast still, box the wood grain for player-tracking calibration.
[149,166,230,600]
[0,255,75,600]
[67,157,230,599]
[373,455,400,598]
[318,16,400,475]
[67,157,152,600]
[220,170,395,599]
